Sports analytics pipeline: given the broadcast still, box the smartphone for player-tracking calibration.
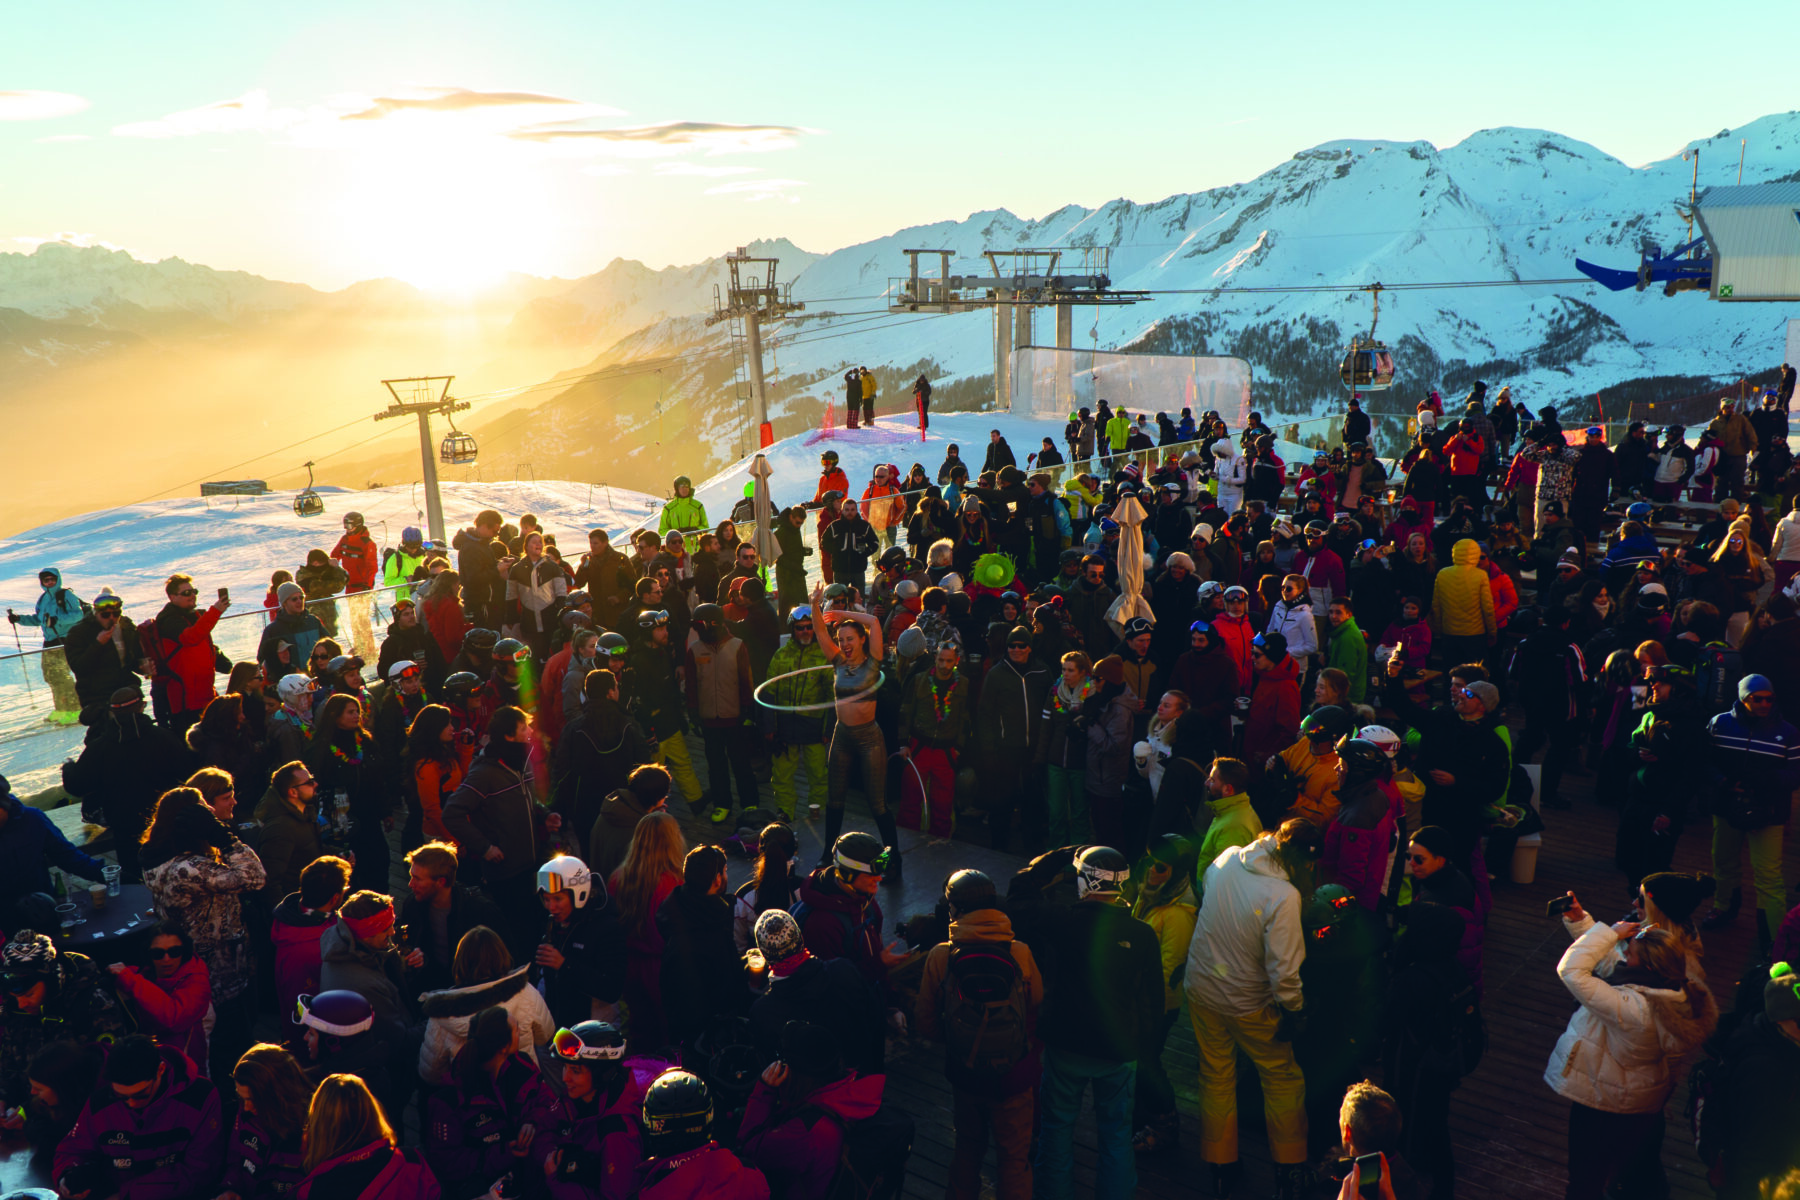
[1355,1152,1385,1198]
[217,586,230,603]
[1546,895,1575,918]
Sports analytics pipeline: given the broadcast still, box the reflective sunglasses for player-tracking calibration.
[174,589,198,598]
[148,946,185,960]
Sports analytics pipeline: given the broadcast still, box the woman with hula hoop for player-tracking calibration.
[812,583,900,882]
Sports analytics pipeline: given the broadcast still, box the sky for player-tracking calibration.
[2,0,1790,292]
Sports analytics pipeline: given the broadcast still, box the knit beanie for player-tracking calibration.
[276,581,305,605]
[1093,655,1126,686]
[1465,681,1501,714]
[754,909,806,965]
[1640,872,1716,926]
[1164,552,1196,573]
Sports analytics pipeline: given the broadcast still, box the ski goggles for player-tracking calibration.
[834,846,891,875]
[552,1026,624,1062]
[93,600,124,615]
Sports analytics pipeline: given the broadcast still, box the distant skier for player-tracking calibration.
[844,367,862,430]
[7,567,87,722]
[860,365,876,427]
[913,373,932,432]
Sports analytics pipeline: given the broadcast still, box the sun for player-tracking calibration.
[327,140,561,296]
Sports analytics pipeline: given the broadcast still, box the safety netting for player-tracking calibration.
[1008,347,1253,423]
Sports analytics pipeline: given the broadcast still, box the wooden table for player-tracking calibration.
[44,804,108,851]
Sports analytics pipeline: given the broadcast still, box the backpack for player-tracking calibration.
[1417,977,1486,1088]
[1693,642,1744,714]
[937,942,1030,1090]
[799,1100,915,1200]
[58,588,95,622]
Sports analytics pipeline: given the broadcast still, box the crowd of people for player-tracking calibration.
[3,362,1800,1200]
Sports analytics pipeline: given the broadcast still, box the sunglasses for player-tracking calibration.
[1631,923,1660,942]
[1456,687,1476,700]
[311,652,331,661]
[148,946,184,960]
[792,624,814,633]
[174,589,198,597]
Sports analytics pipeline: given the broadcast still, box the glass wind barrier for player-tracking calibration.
[0,585,415,797]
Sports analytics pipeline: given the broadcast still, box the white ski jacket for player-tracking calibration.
[1183,839,1305,1017]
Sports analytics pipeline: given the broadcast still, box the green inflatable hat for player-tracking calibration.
[973,552,1016,590]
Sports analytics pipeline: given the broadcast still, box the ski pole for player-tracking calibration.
[7,615,38,699]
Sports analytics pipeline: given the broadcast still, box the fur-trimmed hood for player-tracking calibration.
[418,964,531,1018]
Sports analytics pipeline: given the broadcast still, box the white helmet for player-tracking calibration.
[537,855,595,909]
[1358,724,1401,759]
[939,572,964,593]
[277,673,314,707]
[1074,845,1130,900]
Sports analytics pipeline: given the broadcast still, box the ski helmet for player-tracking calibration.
[642,1070,713,1154]
[823,583,851,603]
[1000,590,1023,610]
[493,637,529,663]
[1299,705,1351,743]
[561,609,594,632]
[673,475,693,491]
[326,655,364,679]
[1335,737,1390,786]
[1197,581,1225,604]
[787,605,815,629]
[878,546,909,571]
[1626,501,1652,522]
[294,990,374,1037]
[944,869,996,913]
[401,526,423,545]
[637,608,670,630]
[537,855,594,909]
[1303,520,1329,538]
[342,511,364,529]
[1075,845,1130,900]
[1189,619,1214,640]
[692,603,725,633]
[386,660,422,683]
[831,831,889,878]
[598,632,629,658]
[463,628,498,653]
[443,671,480,703]
[551,1020,626,1064]
[820,450,840,465]
[1358,725,1401,759]
[276,673,314,708]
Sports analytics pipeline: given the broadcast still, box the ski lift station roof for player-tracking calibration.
[1694,182,1800,301]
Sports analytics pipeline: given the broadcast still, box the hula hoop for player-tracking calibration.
[752,662,880,713]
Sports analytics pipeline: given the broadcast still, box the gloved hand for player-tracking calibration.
[5,609,15,624]
[1274,1006,1306,1043]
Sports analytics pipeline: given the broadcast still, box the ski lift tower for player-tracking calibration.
[890,247,1146,408]
[706,248,805,451]
[373,376,466,544]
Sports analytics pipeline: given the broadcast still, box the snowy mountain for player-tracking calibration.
[415,110,1800,494]
[6,111,1798,530]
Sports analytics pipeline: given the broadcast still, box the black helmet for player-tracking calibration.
[560,609,594,632]
[820,450,840,464]
[692,602,725,630]
[1335,737,1390,786]
[443,671,481,702]
[1299,705,1351,743]
[326,654,364,678]
[494,637,528,664]
[832,831,889,878]
[877,546,909,571]
[551,1020,626,1064]
[637,608,670,630]
[944,868,996,913]
[463,628,498,653]
[1000,590,1023,609]
[1075,845,1130,900]
[598,632,629,657]
[642,1069,713,1155]
[1058,548,1084,567]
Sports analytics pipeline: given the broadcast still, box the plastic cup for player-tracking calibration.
[55,903,78,931]
[103,863,122,898]
[88,885,108,911]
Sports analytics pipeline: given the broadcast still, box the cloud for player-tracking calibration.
[340,87,614,121]
[654,162,757,177]
[113,89,311,138]
[705,178,807,203]
[34,134,92,143]
[511,120,806,156]
[0,91,90,121]
[581,164,633,177]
